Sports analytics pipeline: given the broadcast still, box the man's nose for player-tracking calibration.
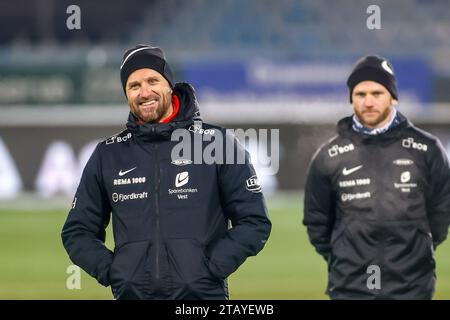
[139,83,152,98]
[363,95,374,107]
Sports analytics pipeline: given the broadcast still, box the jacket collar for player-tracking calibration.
[337,111,411,145]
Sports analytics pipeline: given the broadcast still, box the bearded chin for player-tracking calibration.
[140,109,160,123]
[135,102,170,124]
[357,108,392,127]
[129,92,172,124]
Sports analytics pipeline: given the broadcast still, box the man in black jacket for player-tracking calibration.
[303,55,450,299]
[61,45,271,300]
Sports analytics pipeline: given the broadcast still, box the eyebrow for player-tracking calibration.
[127,76,159,88]
[354,90,384,95]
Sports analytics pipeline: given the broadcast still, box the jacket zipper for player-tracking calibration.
[373,144,384,299]
[154,143,160,282]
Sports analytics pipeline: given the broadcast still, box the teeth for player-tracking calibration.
[141,100,156,106]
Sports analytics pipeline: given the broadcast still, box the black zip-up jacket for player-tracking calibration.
[61,83,271,300]
[303,112,450,299]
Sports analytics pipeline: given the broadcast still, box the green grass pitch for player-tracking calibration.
[0,194,449,299]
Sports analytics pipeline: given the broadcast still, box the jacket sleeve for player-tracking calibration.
[61,143,114,286]
[206,132,272,279]
[303,147,336,261]
[426,140,450,249]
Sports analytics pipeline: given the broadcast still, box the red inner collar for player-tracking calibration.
[160,94,180,124]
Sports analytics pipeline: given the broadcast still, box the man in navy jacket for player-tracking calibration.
[304,55,450,299]
[61,45,271,300]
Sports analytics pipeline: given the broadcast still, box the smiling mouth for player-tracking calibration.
[140,99,157,107]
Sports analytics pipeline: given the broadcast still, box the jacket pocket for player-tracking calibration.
[327,221,372,297]
[330,222,347,245]
[165,238,224,299]
[328,222,347,270]
[416,227,436,269]
[109,240,152,300]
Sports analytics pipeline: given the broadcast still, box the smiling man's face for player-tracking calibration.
[126,68,173,123]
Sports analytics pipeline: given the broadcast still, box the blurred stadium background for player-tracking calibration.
[0,0,449,299]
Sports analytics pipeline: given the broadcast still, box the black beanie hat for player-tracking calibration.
[347,55,398,103]
[120,44,174,95]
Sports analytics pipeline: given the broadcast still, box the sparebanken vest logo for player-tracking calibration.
[175,172,189,188]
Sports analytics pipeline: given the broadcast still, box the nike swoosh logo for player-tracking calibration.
[342,165,363,176]
[119,167,137,176]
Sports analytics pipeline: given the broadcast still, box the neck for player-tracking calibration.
[361,108,395,129]
[159,94,180,124]
[158,103,174,123]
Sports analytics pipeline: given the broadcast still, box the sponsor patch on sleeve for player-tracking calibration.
[245,175,262,193]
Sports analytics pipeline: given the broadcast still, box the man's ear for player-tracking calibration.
[392,99,398,106]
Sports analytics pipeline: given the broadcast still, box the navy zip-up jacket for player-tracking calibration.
[304,112,450,299]
[61,83,271,300]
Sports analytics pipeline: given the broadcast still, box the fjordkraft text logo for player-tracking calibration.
[112,192,148,203]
